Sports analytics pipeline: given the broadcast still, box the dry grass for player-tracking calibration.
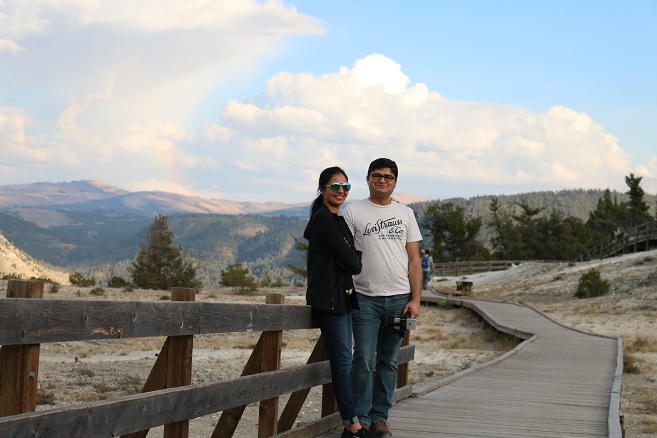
[627,335,657,353]
[641,389,657,416]
[642,419,657,435]
[624,352,642,374]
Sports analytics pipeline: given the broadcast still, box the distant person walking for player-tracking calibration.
[420,249,434,289]
[343,157,423,438]
[303,166,368,438]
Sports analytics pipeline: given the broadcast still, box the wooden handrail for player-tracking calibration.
[577,220,657,261]
[0,299,316,345]
[0,281,415,437]
[433,260,523,276]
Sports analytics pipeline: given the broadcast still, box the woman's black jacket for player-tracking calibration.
[304,204,362,313]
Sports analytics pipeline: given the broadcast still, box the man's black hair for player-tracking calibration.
[367,158,398,178]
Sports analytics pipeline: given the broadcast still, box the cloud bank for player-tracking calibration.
[1,1,654,202]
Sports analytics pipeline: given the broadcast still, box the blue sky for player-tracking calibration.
[1,0,655,204]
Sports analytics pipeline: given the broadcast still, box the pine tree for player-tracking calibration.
[286,238,308,280]
[128,214,202,290]
[424,202,489,261]
[220,263,257,294]
[624,173,652,228]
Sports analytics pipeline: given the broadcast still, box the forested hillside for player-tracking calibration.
[0,211,307,287]
[413,188,656,221]
[0,187,654,287]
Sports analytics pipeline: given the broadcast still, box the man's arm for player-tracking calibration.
[403,240,422,318]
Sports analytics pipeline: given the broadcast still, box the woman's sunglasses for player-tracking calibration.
[324,183,351,192]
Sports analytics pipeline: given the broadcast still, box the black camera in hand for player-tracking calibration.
[391,311,417,336]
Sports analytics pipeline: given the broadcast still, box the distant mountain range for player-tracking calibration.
[1,180,654,287]
[0,180,308,218]
[0,180,429,220]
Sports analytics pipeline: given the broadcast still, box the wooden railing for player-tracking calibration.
[577,220,657,261]
[0,280,414,438]
[432,260,523,277]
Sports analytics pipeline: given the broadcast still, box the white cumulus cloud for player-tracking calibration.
[207,54,640,201]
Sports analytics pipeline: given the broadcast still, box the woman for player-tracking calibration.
[303,166,367,438]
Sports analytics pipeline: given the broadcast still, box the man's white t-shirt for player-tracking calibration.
[342,198,422,297]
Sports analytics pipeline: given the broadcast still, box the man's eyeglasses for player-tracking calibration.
[325,182,351,192]
[370,173,396,182]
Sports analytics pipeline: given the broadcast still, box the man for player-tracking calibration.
[342,158,423,438]
[420,249,434,289]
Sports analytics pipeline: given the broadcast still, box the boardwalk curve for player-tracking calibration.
[320,294,623,438]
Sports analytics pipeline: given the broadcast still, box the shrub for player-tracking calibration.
[47,283,60,294]
[89,286,105,296]
[259,275,273,287]
[624,352,641,374]
[36,389,56,406]
[107,276,128,288]
[69,272,96,287]
[574,269,610,299]
[117,374,143,395]
[78,367,95,378]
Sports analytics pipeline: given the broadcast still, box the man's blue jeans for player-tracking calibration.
[422,270,431,288]
[352,293,409,425]
[313,309,359,426]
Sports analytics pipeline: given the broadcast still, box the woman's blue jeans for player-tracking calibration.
[313,309,359,426]
[351,293,409,425]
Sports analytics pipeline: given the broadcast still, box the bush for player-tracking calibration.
[69,272,96,287]
[259,275,273,287]
[574,269,610,299]
[89,286,105,296]
[107,276,128,288]
[36,389,56,406]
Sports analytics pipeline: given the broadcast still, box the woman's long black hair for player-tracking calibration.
[310,166,348,217]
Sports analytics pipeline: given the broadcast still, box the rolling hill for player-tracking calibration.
[1,180,655,287]
[0,232,69,284]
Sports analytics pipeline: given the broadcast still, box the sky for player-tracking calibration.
[1,0,656,204]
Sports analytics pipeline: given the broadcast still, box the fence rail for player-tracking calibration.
[0,280,414,438]
[577,220,657,261]
[432,260,524,277]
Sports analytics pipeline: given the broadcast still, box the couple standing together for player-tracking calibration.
[304,158,423,438]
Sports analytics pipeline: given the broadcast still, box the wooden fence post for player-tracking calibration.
[163,287,196,438]
[396,330,411,388]
[321,378,337,418]
[258,293,284,438]
[278,335,326,433]
[0,280,44,417]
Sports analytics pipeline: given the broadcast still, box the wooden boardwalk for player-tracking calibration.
[318,295,622,437]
